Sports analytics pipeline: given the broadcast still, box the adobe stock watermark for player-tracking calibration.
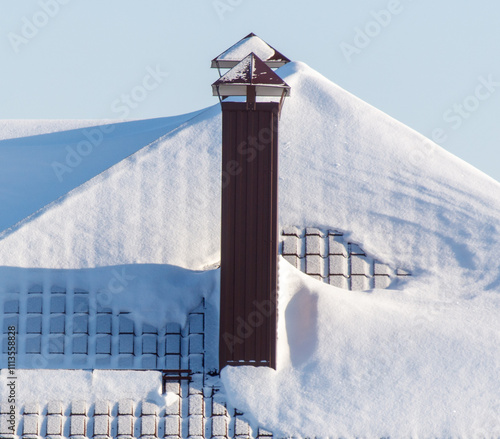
[212,0,244,21]
[51,124,116,182]
[5,325,18,435]
[111,65,168,118]
[408,74,499,167]
[7,0,72,54]
[221,108,279,189]
[51,64,169,182]
[222,297,276,354]
[96,267,137,307]
[339,0,412,63]
[441,74,500,131]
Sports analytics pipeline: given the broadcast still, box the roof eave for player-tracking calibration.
[211,59,290,69]
[212,83,291,97]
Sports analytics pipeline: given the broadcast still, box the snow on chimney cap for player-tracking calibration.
[211,32,291,69]
[212,53,291,98]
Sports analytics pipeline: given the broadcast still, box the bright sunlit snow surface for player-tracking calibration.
[0,62,499,437]
[0,113,203,232]
[214,34,275,65]
[222,258,500,438]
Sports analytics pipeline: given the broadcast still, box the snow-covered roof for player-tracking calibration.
[0,228,404,371]
[3,60,500,279]
[1,61,499,438]
[0,390,272,438]
[0,114,202,233]
[211,33,291,69]
[0,294,271,438]
[1,287,205,370]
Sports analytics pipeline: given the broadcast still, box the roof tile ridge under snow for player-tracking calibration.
[0,105,218,243]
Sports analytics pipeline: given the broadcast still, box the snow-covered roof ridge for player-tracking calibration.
[0,119,120,141]
[0,107,214,244]
[0,112,206,233]
[0,101,223,269]
[277,61,500,293]
[1,61,500,296]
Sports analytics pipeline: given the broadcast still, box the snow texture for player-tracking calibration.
[0,369,166,406]
[2,61,500,288]
[0,107,221,269]
[221,259,500,438]
[218,54,252,82]
[0,113,202,232]
[0,119,117,141]
[0,264,216,331]
[1,61,499,437]
[217,35,275,63]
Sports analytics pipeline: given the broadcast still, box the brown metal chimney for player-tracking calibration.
[211,35,291,370]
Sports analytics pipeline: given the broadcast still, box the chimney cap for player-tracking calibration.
[212,53,291,98]
[211,33,291,69]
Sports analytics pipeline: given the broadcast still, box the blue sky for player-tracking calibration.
[1,0,499,181]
